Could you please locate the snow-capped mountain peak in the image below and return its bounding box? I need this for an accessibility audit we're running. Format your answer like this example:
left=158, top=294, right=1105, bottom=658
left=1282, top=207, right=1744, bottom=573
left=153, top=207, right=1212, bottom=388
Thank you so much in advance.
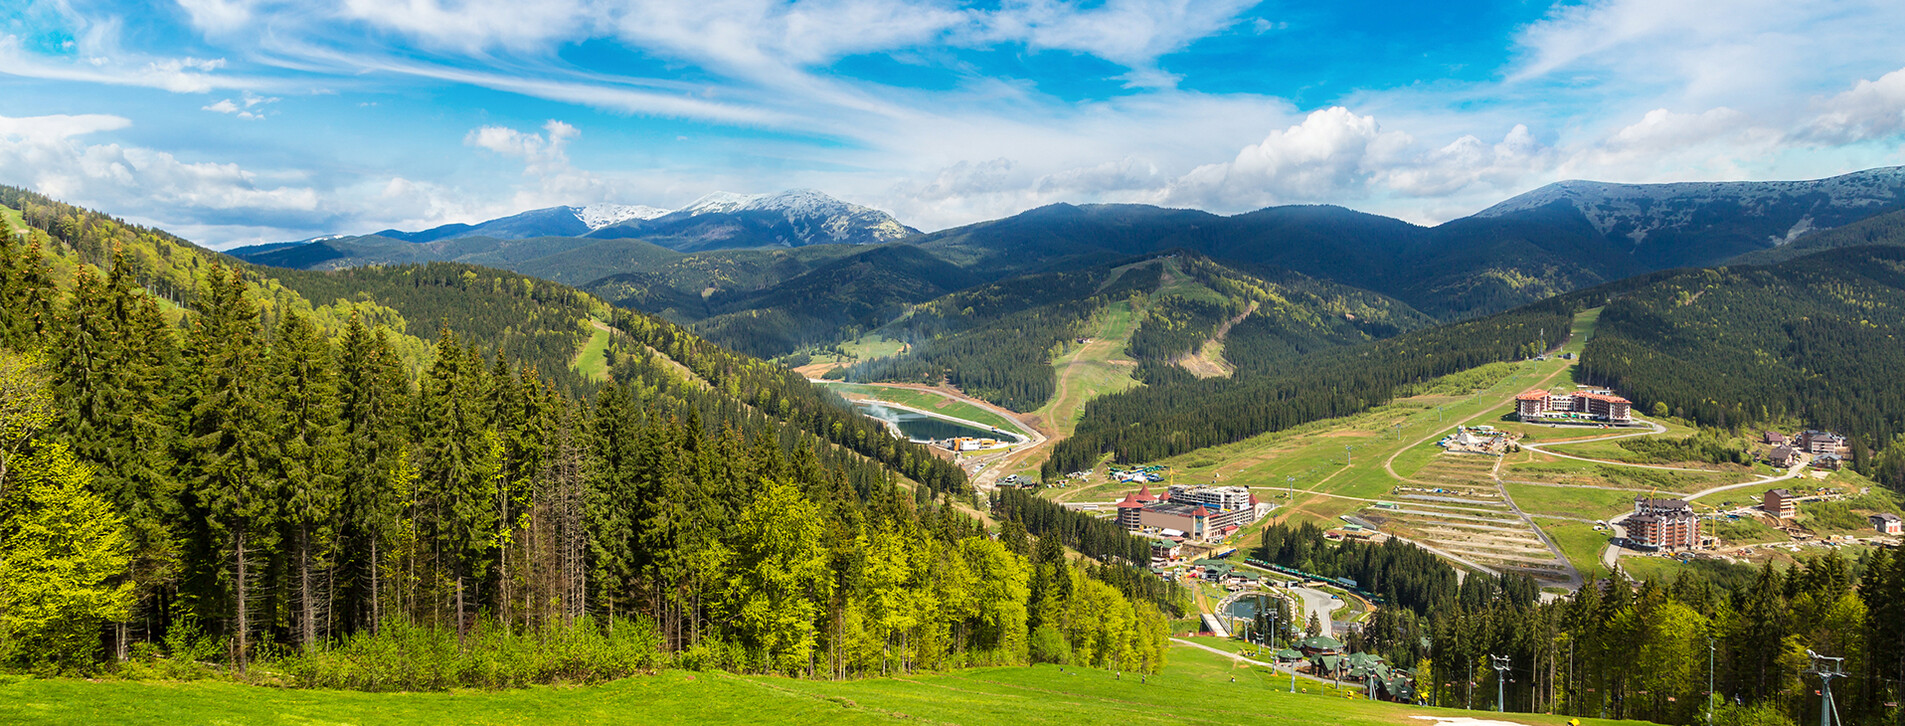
left=574, top=203, right=671, bottom=230
left=680, top=191, right=764, bottom=216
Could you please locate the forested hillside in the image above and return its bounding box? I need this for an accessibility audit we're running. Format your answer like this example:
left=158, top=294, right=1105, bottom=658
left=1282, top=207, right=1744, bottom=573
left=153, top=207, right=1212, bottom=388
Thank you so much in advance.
left=1044, top=299, right=1571, bottom=476
left=844, top=255, right=1428, bottom=412
left=0, top=191, right=1174, bottom=684
left=1728, top=208, right=1905, bottom=265
left=1294, top=512, right=1905, bottom=726
left=1577, top=245, right=1905, bottom=488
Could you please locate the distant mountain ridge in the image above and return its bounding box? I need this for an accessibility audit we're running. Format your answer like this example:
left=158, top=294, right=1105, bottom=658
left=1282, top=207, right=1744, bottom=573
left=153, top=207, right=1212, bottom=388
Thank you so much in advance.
left=584, top=189, right=919, bottom=251
left=242, top=188, right=916, bottom=255
left=1475, top=166, right=1905, bottom=267
left=231, top=166, right=1905, bottom=344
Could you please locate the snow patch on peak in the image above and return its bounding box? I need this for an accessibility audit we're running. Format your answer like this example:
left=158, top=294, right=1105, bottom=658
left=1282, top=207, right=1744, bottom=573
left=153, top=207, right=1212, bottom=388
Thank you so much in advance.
left=681, top=191, right=763, bottom=215
left=574, top=204, right=670, bottom=230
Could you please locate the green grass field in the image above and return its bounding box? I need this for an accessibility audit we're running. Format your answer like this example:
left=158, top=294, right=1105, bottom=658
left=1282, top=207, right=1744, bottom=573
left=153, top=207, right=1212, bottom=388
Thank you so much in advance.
left=815, top=382, right=1030, bottom=438
left=1503, top=483, right=1639, bottom=520
left=1031, top=300, right=1144, bottom=438
left=0, top=646, right=1656, bottom=726
left=571, top=323, right=612, bottom=382
left=1, top=206, right=26, bottom=235
left=1537, top=519, right=1613, bottom=582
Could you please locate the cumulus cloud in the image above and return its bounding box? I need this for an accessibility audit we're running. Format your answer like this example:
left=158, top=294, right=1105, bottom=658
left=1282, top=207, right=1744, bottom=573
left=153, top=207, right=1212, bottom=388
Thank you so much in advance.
left=1159, top=107, right=1401, bottom=209
left=1799, top=66, right=1905, bottom=144
left=0, top=113, right=323, bottom=235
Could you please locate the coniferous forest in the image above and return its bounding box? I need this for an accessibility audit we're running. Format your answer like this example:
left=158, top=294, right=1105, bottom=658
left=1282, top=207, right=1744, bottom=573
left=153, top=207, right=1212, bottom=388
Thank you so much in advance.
left=1578, top=246, right=1905, bottom=488
left=0, top=197, right=1172, bottom=687
left=1264, top=521, right=1905, bottom=726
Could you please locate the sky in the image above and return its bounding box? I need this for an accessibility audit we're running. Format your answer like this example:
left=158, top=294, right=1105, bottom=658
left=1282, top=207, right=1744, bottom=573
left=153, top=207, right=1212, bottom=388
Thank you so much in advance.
left=3, top=1, right=1905, bottom=249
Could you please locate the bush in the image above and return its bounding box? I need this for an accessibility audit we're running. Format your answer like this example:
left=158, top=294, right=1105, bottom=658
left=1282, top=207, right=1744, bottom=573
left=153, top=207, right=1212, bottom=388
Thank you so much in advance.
left=274, top=615, right=661, bottom=691
left=1713, top=701, right=1797, bottom=726
left=1029, top=625, right=1071, bottom=665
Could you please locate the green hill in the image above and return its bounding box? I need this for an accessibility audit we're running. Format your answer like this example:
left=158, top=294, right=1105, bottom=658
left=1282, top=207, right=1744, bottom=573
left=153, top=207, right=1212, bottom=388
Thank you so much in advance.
left=0, top=644, right=1655, bottom=726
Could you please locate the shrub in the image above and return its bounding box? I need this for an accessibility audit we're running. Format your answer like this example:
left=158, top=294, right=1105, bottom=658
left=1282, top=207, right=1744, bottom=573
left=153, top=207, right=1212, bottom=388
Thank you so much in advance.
left=1029, top=625, right=1070, bottom=665
left=274, top=615, right=661, bottom=691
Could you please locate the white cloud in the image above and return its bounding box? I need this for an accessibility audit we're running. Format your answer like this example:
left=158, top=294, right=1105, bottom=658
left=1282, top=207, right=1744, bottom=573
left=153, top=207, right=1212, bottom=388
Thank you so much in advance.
left=0, top=114, right=322, bottom=237
left=1800, top=66, right=1905, bottom=144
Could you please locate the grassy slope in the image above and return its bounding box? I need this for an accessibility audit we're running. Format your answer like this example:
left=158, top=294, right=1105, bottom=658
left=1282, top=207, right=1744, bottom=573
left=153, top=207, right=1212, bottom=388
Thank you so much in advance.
left=0, top=647, right=1655, bottom=726
left=1030, top=300, right=1144, bottom=438
left=572, top=322, right=613, bottom=382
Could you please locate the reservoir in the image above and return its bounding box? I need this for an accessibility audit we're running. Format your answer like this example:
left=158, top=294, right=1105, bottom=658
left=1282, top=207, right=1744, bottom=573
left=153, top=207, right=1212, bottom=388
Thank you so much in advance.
left=853, top=402, right=1019, bottom=443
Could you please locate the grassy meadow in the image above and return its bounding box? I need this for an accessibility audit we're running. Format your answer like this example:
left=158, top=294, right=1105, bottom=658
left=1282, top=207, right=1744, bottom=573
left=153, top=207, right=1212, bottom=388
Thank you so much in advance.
left=0, top=645, right=1658, bottom=726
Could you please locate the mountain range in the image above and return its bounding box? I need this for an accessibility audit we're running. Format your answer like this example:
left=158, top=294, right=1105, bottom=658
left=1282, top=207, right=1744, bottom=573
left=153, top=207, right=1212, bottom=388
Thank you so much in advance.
left=228, top=166, right=1905, bottom=372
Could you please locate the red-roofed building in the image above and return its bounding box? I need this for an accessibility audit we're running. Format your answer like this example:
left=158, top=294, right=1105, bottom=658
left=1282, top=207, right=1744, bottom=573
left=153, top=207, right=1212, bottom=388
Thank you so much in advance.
left=1114, top=494, right=1145, bottom=529
left=1134, top=485, right=1158, bottom=503
left=1516, top=388, right=1633, bottom=424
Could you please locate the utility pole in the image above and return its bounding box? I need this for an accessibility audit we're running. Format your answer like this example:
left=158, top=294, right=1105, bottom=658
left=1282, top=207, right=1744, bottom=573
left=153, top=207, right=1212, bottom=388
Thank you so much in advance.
left=1491, top=655, right=1512, bottom=713
left=1346, top=445, right=1353, bottom=466
left=1805, top=650, right=1847, bottom=726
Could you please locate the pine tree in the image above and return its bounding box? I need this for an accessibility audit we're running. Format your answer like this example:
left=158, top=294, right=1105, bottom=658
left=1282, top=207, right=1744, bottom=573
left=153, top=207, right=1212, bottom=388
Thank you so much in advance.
left=334, top=315, right=408, bottom=633
left=264, top=310, right=343, bottom=649
left=415, top=331, right=499, bottom=639
left=181, top=264, right=276, bottom=673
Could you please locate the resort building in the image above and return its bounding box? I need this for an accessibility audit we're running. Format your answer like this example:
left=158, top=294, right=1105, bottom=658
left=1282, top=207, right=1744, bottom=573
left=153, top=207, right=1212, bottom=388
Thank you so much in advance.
left=1116, top=484, right=1264, bottom=542
left=1872, top=513, right=1902, bottom=535
left=1627, top=497, right=1701, bottom=550
left=1515, top=389, right=1634, bottom=424
left=1798, top=430, right=1848, bottom=455
left=1767, top=445, right=1801, bottom=468
left=1763, top=489, right=1797, bottom=520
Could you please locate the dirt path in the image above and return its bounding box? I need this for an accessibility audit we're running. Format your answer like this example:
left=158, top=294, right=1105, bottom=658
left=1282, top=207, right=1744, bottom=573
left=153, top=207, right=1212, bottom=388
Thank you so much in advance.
left=1175, top=301, right=1256, bottom=379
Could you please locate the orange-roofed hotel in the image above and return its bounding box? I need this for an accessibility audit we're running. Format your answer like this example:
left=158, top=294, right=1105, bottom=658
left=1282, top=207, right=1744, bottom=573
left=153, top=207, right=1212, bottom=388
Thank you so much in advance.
left=1515, top=389, right=1634, bottom=424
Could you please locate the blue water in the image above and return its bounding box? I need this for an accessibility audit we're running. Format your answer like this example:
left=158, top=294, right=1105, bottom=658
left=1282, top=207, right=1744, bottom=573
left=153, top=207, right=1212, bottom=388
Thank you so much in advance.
left=854, top=402, right=1007, bottom=442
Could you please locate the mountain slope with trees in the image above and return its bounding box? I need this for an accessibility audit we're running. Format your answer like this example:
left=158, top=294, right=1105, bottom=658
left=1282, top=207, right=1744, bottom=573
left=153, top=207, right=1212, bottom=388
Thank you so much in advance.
left=0, top=187, right=1177, bottom=685
left=1576, top=244, right=1905, bottom=488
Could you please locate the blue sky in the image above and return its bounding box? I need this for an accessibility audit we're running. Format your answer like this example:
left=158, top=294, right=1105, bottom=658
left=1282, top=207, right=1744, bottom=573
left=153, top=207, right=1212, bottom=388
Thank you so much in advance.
left=3, top=0, right=1905, bottom=248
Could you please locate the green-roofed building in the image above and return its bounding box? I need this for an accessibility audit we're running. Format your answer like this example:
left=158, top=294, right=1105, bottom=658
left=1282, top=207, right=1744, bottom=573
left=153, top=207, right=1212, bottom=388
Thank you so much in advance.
left=1296, top=635, right=1345, bottom=653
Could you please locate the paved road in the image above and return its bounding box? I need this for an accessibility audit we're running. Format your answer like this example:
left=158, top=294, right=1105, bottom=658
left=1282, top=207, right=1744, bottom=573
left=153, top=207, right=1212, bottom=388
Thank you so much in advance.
left=1169, top=638, right=1339, bottom=687
left=1287, top=587, right=1341, bottom=638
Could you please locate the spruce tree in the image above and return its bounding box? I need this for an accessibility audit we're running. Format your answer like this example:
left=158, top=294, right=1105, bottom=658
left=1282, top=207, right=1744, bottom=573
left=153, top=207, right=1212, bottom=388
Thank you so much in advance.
left=181, top=265, right=276, bottom=673
left=264, top=310, right=343, bottom=649
left=335, top=315, right=408, bottom=633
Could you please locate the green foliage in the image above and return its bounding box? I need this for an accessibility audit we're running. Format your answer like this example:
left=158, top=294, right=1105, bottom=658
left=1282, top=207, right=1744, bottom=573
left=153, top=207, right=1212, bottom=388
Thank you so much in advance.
left=1028, top=625, right=1070, bottom=664
left=1711, top=701, right=1798, bottom=726
left=0, top=350, right=55, bottom=494
left=0, top=444, right=134, bottom=675
left=1047, top=300, right=1572, bottom=475
left=1801, top=500, right=1873, bottom=532
left=277, top=616, right=661, bottom=691
left=1616, top=429, right=1752, bottom=465
left=1579, top=247, right=1905, bottom=474
left=719, top=478, right=831, bottom=673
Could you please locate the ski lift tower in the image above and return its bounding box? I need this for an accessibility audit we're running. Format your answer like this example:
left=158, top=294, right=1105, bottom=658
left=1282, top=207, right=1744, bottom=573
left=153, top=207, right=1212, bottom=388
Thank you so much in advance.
left=1804, top=650, right=1847, bottom=726
left=1490, top=655, right=1512, bottom=713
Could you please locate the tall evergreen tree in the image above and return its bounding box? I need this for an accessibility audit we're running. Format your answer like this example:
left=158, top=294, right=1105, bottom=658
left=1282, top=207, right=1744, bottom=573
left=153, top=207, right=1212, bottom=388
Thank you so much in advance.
left=264, top=310, right=343, bottom=649
left=181, top=265, right=276, bottom=673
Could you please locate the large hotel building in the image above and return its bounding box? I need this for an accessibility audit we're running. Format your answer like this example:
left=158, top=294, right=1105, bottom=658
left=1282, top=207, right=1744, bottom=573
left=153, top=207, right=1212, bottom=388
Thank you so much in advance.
left=1516, top=389, right=1634, bottom=424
